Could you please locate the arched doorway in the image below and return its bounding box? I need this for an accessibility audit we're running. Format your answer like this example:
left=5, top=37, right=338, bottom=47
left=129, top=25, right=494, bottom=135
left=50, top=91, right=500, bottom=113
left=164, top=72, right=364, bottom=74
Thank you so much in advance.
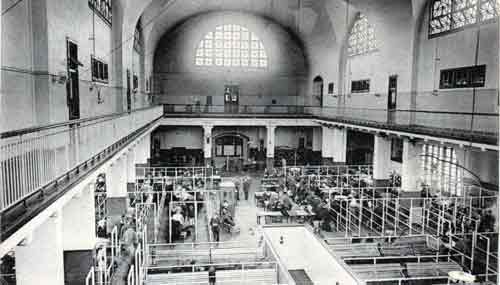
left=313, top=76, right=324, bottom=107
left=213, top=133, right=250, bottom=171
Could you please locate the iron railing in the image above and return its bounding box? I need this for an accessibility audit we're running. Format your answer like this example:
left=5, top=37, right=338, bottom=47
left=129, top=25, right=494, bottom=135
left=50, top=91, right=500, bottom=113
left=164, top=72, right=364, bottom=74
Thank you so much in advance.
left=0, top=106, right=163, bottom=212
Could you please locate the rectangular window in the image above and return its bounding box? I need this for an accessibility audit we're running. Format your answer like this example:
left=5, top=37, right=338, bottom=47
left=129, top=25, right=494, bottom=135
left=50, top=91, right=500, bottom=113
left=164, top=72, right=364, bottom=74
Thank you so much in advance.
left=133, top=74, right=139, bottom=90
left=328, top=82, right=334, bottom=94
left=439, top=65, right=486, bottom=89
left=91, top=57, right=109, bottom=83
left=88, top=0, right=112, bottom=25
left=351, top=79, right=370, bottom=93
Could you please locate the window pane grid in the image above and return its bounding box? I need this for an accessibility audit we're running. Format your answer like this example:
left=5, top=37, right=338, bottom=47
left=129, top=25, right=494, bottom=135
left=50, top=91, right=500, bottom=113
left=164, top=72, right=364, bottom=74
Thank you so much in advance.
left=430, top=0, right=499, bottom=36
left=195, top=24, right=268, bottom=69
left=421, top=144, right=462, bottom=196
left=348, top=14, right=377, bottom=57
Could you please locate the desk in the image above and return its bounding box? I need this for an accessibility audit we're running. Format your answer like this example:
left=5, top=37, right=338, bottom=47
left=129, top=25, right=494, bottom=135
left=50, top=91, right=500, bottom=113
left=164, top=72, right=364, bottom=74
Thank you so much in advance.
left=256, top=211, right=283, bottom=224
left=287, top=209, right=315, bottom=223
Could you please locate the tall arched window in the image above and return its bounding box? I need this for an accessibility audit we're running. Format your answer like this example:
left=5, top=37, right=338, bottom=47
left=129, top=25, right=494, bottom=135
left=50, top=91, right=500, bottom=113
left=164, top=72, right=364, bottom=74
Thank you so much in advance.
left=195, top=24, right=268, bottom=68
left=347, top=13, right=377, bottom=57
left=429, top=0, right=499, bottom=37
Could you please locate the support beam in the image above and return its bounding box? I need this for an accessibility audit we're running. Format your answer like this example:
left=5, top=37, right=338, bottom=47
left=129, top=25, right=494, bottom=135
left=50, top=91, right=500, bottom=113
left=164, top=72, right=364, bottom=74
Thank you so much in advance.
left=321, top=126, right=334, bottom=164
left=107, top=157, right=127, bottom=198
left=402, top=140, right=422, bottom=191
left=126, top=149, right=136, bottom=183
left=16, top=214, right=64, bottom=285
left=62, top=184, right=96, bottom=250
left=203, top=125, right=213, bottom=166
left=266, top=125, right=276, bottom=169
left=332, top=128, right=347, bottom=164
left=373, top=135, right=392, bottom=185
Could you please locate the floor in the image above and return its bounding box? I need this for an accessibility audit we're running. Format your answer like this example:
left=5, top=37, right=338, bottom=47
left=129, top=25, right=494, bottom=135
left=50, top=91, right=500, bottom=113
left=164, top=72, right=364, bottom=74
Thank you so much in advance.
left=111, top=172, right=263, bottom=284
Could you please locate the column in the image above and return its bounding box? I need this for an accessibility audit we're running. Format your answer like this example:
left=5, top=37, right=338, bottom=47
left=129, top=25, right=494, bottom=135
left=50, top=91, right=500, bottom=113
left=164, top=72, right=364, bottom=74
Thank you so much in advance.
left=321, top=126, right=334, bottom=164
left=135, top=137, right=147, bottom=165
left=144, top=134, right=151, bottom=164
left=332, top=128, right=347, bottom=164
left=402, top=139, right=422, bottom=191
left=16, top=213, right=64, bottom=285
left=60, top=184, right=96, bottom=284
left=126, top=149, right=136, bottom=183
left=312, top=127, right=322, bottom=153
left=106, top=156, right=128, bottom=234
left=203, top=125, right=213, bottom=166
left=62, top=184, right=96, bottom=250
left=107, top=156, right=127, bottom=198
left=266, top=125, right=276, bottom=169
left=373, top=134, right=392, bottom=186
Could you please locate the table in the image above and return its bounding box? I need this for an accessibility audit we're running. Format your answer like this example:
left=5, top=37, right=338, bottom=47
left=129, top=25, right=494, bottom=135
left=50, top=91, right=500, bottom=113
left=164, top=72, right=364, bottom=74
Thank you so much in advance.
left=287, top=209, right=315, bottom=223
left=256, top=211, right=283, bottom=224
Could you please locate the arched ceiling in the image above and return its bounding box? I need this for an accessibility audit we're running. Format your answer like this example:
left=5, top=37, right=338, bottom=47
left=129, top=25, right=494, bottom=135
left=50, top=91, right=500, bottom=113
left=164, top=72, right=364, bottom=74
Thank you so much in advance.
left=135, top=0, right=341, bottom=64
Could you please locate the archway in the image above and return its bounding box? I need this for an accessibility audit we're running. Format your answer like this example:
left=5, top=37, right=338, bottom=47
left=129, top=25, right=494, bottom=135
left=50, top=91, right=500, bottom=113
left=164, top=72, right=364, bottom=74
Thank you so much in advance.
left=313, top=76, right=324, bottom=107
left=212, top=132, right=250, bottom=171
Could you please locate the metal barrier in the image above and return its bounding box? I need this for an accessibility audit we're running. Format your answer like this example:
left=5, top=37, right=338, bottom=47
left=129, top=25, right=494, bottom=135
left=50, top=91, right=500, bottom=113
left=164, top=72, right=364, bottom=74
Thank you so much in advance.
left=136, top=166, right=214, bottom=179
left=0, top=106, right=163, bottom=212
left=279, top=164, right=373, bottom=177
left=85, top=266, right=95, bottom=285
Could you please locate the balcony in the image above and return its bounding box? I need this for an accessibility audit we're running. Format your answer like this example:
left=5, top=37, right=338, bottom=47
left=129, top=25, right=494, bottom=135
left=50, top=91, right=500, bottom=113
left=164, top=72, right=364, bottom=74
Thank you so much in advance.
left=0, top=106, right=163, bottom=241
left=163, top=104, right=498, bottom=145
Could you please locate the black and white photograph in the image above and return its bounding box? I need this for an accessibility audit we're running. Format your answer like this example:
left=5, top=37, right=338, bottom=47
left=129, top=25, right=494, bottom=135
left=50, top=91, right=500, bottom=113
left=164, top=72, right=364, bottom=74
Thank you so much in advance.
left=0, top=0, right=499, bottom=284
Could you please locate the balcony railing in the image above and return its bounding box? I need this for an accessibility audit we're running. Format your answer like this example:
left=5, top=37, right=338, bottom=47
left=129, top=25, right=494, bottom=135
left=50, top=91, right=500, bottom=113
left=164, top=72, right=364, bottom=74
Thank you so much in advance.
left=0, top=106, right=163, bottom=213
left=163, top=104, right=498, bottom=143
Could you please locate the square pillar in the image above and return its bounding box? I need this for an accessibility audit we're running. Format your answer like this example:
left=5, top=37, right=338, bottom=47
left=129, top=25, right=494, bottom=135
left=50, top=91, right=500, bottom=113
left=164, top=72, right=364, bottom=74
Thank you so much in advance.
left=402, top=140, right=422, bottom=191
left=203, top=125, right=213, bottom=166
left=107, top=157, right=127, bottom=198
left=321, top=126, right=334, bottom=163
left=62, top=184, right=96, bottom=250
left=266, top=125, right=276, bottom=169
left=373, top=135, right=392, bottom=184
left=16, top=213, right=65, bottom=285
left=312, top=127, right=322, bottom=152
left=332, top=128, right=347, bottom=164
left=126, top=149, right=136, bottom=183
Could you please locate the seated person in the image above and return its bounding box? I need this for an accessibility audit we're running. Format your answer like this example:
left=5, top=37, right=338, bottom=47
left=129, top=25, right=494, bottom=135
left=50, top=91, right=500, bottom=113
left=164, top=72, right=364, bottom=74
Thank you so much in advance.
left=221, top=208, right=235, bottom=226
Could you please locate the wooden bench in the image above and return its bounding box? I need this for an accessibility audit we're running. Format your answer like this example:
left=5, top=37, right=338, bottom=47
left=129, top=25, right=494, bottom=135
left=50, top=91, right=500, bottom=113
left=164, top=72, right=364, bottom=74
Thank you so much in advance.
left=406, top=261, right=462, bottom=278
left=349, top=263, right=404, bottom=280
left=145, top=268, right=277, bottom=284
left=329, top=243, right=381, bottom=258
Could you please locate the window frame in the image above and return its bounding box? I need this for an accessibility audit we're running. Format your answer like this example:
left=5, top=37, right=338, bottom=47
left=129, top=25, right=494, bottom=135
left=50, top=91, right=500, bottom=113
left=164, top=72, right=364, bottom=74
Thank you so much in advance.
left=351, top=79, right=371, bottom=94
left=194, top=24, right=268, bottom=69
left=91, top=56, right=109, bottom=84
left=439, top=65, right=486, bottom=89
left=428, top=0, right=498, bottom=38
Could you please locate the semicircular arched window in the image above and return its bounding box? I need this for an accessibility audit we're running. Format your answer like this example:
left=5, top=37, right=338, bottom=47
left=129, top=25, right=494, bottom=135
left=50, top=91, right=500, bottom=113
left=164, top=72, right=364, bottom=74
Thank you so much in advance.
left=195, top=24, right=268, bottom=69
left=347, top=13, right=377, bottom=57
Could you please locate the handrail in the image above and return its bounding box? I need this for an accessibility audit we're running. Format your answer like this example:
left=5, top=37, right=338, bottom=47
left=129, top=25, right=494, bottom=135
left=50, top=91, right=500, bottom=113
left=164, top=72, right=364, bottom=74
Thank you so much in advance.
left=162, top=103, right=498, bottom=117
left=0, top=106, right=158, bottom=138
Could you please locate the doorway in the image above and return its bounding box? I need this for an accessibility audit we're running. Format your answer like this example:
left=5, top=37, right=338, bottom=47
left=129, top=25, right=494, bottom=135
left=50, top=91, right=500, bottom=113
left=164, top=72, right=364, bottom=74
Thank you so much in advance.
left=387, top=75, right=398, bottom=123
left=313, top=76, right=324, bottom=107
left=126, top=69, right=132, bottom=112
left=66, top=39, right=80, bottom=120
left=224, top=85, right=239, bottom=113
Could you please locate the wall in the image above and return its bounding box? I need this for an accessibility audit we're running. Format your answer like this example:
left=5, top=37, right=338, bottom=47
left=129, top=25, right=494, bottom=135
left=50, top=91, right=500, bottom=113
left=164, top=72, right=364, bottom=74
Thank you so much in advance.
left=153, top=11, right=308, bottom=107
left=415, top=5, right=499, bottom=116
left=1, top=0, right=151, bottom=133
left=155, top=127, right=204, bottom=150
left=344, top=1, right=414, bottom=111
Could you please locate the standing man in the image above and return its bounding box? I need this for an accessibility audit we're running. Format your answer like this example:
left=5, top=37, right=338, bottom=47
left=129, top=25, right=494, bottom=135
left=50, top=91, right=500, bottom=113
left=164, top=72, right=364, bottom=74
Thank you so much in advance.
left=208, top=266, right=216, bottom=285
left=243, top=176, right=251, bottom=201
left=210, top=214, right=221, bottom=242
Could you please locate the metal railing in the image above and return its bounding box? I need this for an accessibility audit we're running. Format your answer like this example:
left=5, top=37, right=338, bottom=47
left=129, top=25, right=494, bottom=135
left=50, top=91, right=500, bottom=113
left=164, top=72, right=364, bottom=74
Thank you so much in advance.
left=162, top=102, right=498, bottom=139
left=0, top=106, right=163, bottom=212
